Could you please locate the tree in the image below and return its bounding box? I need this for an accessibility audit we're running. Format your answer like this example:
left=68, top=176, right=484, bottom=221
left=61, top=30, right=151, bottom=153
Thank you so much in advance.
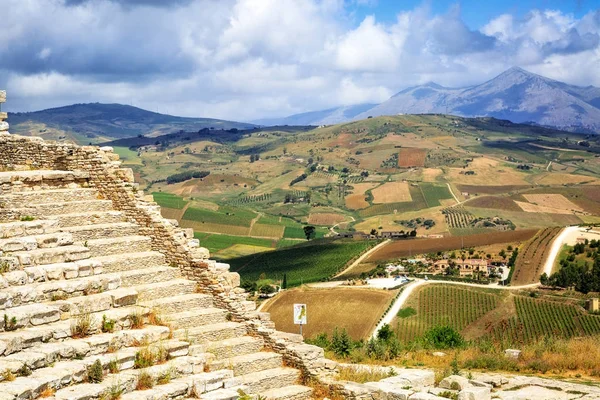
left=499, top=249, right=506, bottom=259
left=282, top=273, right=287, bottom=290
left=370, top=229, right=378, bottom=236
left=377, top=324, right=394, bottom=342
left=331, top=328, right=352, bottom=358
left=303, top=226, right=316, bottom=241
left=422, top=326, right=464, bottom=349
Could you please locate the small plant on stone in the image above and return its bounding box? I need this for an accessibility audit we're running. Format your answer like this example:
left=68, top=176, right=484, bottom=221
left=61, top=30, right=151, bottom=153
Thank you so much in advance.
left=102, top=315, right=116, bottom=333
left=84, top=240, right=89, bottom=247
left=437, top=391, right=458, bottom=400
left=136, top=370, right=154, bottom=390
left=3, top=314, right=17, bottom=331
left=20, top=216, right=35, bottom=221
left=134, top=347, right=155, bottom=369
left=156, top=368, right=175, bottom=385
left=17, top=364, right=32, bottom=377
left=2, top=369, right=15, bottom=382
left=148, top=309, right=166, bottom=326
left=39, top=387, right=55, bottom=398
left=87, top=359, right=104, bottom=383
left=71, top=311, right=96, bottom=338
left=107, top=359, right=119, bottom=374
left=101, top=383, right=123, bottom=400
left=128, top=310, right=145, bottom=329
left=0, top=260, right=11, bottom=274
left=450, top=354, right=460, bottom=375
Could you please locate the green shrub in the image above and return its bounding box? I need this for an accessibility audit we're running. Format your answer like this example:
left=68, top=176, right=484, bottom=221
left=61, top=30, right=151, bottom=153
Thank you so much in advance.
left=87, top=359, right=103, bottom=383
left=422, top=326, right=464, bottom=349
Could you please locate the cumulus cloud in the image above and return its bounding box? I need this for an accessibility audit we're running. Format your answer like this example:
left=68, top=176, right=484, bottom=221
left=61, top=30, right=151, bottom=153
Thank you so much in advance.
left=0, top=0, right=599, bottom=120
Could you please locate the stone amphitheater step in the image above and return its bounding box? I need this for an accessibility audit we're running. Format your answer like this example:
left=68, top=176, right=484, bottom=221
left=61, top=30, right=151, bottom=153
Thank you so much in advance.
left=20, top=259, right=103, bottom=285
left=0, top=305, right=152, bottom=353
left=228, top=367, right=300, bottom=393
left=52, top=211, right=126, bottom=228
left=0, top=325, right=170, bottom=375
left=10, top=245, right=90, bottom=267
left=0, top=342, right=204, bottom=400
left=140, top=293, right=213, bottom=314
left=61, top=222, right=140, bottom=241
left=120, top=266, right=181, bottom=287
left=259, top=384, right=313, bottom=400
left=86, top=236, right=152, bottom=257
left=2, top=188, right=100, bottom=205
left=0, top=232, right=74, bottom=252
left=211, top=352, right=282, bottom=376
left=0, top=170, right=88, bottom=186
left=0, top=220, right=59, bottom=240
left=166, top=308, right=229, bottom=329
left=189, top=337, right=263, bottom=360
left=174, top=322, right=248, bottom=344
left=94, top=252, right=166, bottom=273
left=14, top=200, right=113, bottom=218
left=132, top=279, right=197, bottom=302
left=1, top=272, right=123, bottom=308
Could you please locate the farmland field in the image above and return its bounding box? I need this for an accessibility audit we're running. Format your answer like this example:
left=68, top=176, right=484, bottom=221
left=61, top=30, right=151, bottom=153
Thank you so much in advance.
left=345, top=182, right=378, bottom=210
left=359, top=185, right=427, bottom=217
left=249, top=223, right=284, bottom=238
left=180, top=220, right=250, bottom=236
left=182, top=206, right=256, bottom=226
left=457, top=185, right=531, bottom=195
left=398, top=148, right=426, bottom=168
left=393, top=284, right=600, bottom=344
left=368, top=229, right=538, bottom=261
left=442, top=206, right=475, bottom=229
left=393, top=285, right=502, bottom=342
left=511, top=227, right=562, bottom=285
left=229, top=239, right=376, bottom=287
left=466, top=196, right=522, bottom=211
left=523, top=194, right=583, bottom=213
left=152, top=192, right=188, bottom=209
left=262, top=287, right=396, bottom=340
left=307, top=213, right=346, bottom=226
left=194, top=233, right=275, bottom=253
left=371, top=182, right=412, bottom=204
left=419, top=183, right=453, bottom=207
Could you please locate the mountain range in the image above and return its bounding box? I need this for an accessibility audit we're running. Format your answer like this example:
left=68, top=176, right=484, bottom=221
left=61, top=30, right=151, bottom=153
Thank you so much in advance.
left=258, top=67, right=600, bottom=133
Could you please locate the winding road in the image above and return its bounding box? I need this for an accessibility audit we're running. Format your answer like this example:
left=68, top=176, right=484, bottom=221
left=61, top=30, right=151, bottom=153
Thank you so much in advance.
left=371, top=225, right=582, bottom=338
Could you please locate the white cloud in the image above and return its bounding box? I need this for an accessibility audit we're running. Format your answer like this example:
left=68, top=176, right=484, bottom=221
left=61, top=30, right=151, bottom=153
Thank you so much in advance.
left=0, top=0, right=598, bottom=120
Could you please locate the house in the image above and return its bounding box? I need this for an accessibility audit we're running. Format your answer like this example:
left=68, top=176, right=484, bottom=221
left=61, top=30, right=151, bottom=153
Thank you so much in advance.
left=433, top=259, right=489, bottom=277
left=587, top=298, right=600, bottom=313
left=381, top=231, right=407, bottom=239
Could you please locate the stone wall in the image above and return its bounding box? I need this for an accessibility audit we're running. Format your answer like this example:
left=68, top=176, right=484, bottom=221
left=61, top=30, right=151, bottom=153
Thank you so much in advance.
left=0, top=127, right=334, bottom=382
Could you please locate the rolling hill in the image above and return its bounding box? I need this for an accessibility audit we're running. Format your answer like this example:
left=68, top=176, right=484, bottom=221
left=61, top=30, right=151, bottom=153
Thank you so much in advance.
left=251, top=103, right=377, bottom=126
left=7, top=103, right=256, bottom=142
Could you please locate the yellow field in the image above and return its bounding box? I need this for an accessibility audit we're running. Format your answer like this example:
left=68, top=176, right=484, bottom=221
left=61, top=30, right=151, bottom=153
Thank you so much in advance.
left=371, top=182, right=412, bottom=204
left=533, top=173, right=599, bottom=185
left=307, top=213, right=346, bottom=226
left=447, top=157, right=531, bottom=185
left=179, top=220, right=250, bottom=236
left=249, top=223, right=285, bottom=238
left=215, top=244, right=273, bottom=259
left=522, top=194, right=583, bottom=213
left=189, top=199, right=219, bottom=211
left=354, top=206, right=448, bottom=236
left=345, top=183, right=378, bottom=209
left=262, top=287, right=396, bottom=340
left=422, top=168, right=443, bottom=182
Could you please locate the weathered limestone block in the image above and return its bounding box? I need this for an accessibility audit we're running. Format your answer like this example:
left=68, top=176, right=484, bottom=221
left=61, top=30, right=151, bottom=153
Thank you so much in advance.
left=458, top=386, right=491, bottom=400
left=191, top=370, right=234, bottom=395
left=505, top=349, right=521, bottom=359
left=439, top=375, right=470, bottom=390
left=0, top=121, right=8, bottom=132
left=381, top=369, right=435, bottom=389
left=365, top=382, right=412, bottom=399
left=408, top=393, right=446, bottom=400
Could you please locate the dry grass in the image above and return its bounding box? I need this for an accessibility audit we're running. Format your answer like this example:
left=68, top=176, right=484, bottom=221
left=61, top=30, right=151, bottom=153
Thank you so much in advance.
left=39, top=388, right=55, bottom=398
left=336, top=365, right=395, bottom=383
left=398, top=148, right=426, bottom=168
left=371, top=182, right=412, bottom=204
left=308, top=213, right=347, bottom=226
left=262, top=287, right=396, bottom=340
left=136, top=370, right=154, bottom=390
left=345, top=183, right=378, bottom=210
left=71, top=311, right=96, bottom=338
left=522, top=194, right=583, bottom=213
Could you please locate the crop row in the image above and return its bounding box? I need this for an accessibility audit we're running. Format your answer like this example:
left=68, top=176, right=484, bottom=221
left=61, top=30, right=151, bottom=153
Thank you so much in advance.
left=442, top=206, right=475, bottom=228
left=511, top=227, right=561, bottom=285
left=395, top=285, right=499, bottom=342
left=229, top=193, right=272, bottom=205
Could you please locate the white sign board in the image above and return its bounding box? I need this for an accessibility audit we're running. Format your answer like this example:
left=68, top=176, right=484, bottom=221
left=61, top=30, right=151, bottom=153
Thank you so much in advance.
left=293, top=304, right=307, bottom=325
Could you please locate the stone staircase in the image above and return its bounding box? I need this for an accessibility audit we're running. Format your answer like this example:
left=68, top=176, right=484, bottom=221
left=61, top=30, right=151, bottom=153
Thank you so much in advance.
left=0, top=171, right=313, bottom=400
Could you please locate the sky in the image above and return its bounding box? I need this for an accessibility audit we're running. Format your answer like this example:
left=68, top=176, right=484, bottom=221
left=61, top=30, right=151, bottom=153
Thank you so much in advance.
left=1, top=0, right=599, bottom=122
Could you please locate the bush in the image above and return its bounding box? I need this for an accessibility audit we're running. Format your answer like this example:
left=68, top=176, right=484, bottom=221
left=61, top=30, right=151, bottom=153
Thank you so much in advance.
left=331, top=328, right=352, bottom=358
left=422, top=326, right=464, bottom=349
left=87, top=359, right=104, bottom=383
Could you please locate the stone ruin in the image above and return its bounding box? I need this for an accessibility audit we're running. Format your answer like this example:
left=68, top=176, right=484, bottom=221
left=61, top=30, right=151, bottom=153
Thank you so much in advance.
left=1, top=90, right=600, bottom=399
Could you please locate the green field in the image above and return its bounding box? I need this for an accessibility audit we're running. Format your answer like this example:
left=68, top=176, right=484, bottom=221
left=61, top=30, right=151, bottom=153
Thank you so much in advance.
left=358, top=185, right=428, bottom=217
left=229, top=240, right=376, bottom=286
left=152, top=192, right=188, bottom=209
left=183, top=206, right=256, bottom=226
left=394, top=285, right=501, bottom=342
left=419, top=183, right=453, bottom=207
left=194, top=233, right=275, bottom=253
left=113, top=146, right=142, bottom=164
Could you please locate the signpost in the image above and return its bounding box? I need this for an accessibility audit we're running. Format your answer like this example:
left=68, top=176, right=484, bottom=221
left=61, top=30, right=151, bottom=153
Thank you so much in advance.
left=293, top=304, right=307, bottom=336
